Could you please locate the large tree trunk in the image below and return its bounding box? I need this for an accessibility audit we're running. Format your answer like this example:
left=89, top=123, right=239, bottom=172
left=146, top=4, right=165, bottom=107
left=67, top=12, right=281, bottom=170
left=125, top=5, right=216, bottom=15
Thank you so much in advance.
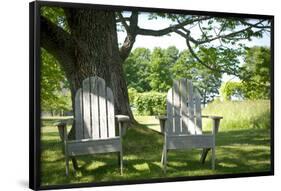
left=41, top=8, right=136, bottom=139
left=66, top=9, right=133, bottom=117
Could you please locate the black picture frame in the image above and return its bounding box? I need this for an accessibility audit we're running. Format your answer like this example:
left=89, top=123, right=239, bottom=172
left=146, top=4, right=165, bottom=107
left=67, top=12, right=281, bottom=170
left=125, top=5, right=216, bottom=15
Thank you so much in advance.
left=29, top=1, right=274, bottom=190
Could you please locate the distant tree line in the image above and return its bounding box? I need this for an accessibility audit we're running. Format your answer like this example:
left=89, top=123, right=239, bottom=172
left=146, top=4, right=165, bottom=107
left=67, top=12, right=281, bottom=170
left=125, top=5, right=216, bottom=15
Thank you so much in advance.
left=41, top=46, right=270, bottom=116
left=124, top=46, right=223, bottom=105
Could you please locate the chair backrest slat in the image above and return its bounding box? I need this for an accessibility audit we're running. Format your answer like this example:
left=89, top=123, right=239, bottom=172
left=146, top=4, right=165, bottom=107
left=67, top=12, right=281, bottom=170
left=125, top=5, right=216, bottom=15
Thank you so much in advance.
left=187, top=80, right=195, bottom=134
left=75, top=89, right=84, bottom=139
left=74, top=76, right=116, bottom=140
left=180, top=78, right=188, bottom=134
left=89, top=78, right=100, bottom=139
left=106, top=87, right=115, bottom=137
left=82, top=78, right=92, bottom=139
left=195, top=91, right=202, bottom=134
left=97, top=78, right=107, bottom=139
left=166, top=89, right=173, bottom=134
left=166, top=78, right=202, bottom=135
left=173, top=80, right=181, bottom=134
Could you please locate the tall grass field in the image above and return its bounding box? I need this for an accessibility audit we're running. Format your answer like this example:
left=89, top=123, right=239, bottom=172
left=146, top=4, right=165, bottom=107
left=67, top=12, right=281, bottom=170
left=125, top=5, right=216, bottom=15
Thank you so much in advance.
left=202, top=100, right=270, bottom=131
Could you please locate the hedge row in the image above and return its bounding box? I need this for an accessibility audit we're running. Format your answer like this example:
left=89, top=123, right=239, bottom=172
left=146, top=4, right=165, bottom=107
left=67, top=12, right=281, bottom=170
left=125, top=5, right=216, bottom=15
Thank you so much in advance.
left=128, top=88, right=166, bottom=115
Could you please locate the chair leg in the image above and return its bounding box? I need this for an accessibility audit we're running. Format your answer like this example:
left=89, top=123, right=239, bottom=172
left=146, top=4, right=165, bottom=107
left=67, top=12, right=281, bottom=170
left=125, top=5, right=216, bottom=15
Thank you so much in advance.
left=161, top=146, right=165, bottom=165
left=71, top=157, right=79, bottom=171
left=200, top=148, right=210, bottom=163
left=65, top=155, right=69, bottom=176
left=120, top=151, right=123, bottom=175
left=163, top=148, right=167, bottom=174
left=117, top=152, right=121, bottom=166
left=212, top=147, right=215, bottom=170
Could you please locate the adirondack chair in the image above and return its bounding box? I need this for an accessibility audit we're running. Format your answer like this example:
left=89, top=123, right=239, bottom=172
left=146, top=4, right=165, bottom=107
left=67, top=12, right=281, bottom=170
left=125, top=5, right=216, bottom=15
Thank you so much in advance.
left=57, top=76, right=130, bottom=176
left=158, top=79, right=222, bottom=173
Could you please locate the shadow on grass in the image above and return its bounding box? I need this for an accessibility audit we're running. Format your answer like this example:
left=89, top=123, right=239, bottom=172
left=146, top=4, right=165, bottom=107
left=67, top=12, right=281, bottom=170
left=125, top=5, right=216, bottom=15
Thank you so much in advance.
left=40, top=122, right=271, bottom=186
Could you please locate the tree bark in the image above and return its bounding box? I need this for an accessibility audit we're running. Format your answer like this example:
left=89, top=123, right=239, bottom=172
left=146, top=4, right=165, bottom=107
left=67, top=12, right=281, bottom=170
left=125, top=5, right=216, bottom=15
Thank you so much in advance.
left=41, top=8, right=136, bottom=136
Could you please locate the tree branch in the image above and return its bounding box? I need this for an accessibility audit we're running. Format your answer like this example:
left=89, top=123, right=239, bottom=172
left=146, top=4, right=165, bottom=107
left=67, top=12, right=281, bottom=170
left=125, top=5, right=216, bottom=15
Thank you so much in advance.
left=173, top=20, right=270, bottom=78
left=198, top=21, right=209, bottom=41
left=174, top=29, right=199, bottom=45
left=194, top=19, right=267, bottom=45
left=240, top=19, right=271, bottom=29
left=116, top=17, right=131, bottom=23
left=117, top=13, right=269, bottom=76
left=184, top=37, right=240, bottom=76
left=62, top=7, right=73, bottom=30
left=119, top=12, right=139, bottom=61
left=185, top=38, right=221, bottom=72
left=138, top=17, right=269, bottom=47
left=136, top=16, right=211, bottom=36
left=116, top=12, right=130, bottom=32
left=40, top=16, right=76, bottom=74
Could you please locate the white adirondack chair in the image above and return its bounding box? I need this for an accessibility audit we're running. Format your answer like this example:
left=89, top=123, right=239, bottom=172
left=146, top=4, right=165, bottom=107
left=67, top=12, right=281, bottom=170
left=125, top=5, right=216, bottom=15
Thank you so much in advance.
left=158, top=79, right=222, bottom=173
left=57, top=76, right=130, bottom=176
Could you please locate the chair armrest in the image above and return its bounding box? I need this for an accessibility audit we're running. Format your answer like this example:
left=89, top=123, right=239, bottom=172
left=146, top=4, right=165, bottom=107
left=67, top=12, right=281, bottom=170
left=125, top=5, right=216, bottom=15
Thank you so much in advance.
left=156, top=115, right=168, bottom=121
left=55, top=118, right=74, bottom=141
left=57, top=121, right=70, bottom=156
left=202, top=115, right=223, bottom=134
left=156, top=115, right=167, bottom=134
left=115, top=115, right=130, bottom=137
left=53, top=117, right=73, bottom=126
left=57, top=122, right=68, bottom=142
left=115, top=115, right=130, bottom=123
left=202, top=115, right=223, bottom=120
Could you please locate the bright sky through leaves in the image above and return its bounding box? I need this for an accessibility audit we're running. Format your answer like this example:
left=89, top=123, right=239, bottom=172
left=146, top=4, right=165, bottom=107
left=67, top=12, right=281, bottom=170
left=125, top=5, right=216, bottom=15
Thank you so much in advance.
left=117, top=12, right=270, bottom=83
left=118, top=12, right=270, bottom=51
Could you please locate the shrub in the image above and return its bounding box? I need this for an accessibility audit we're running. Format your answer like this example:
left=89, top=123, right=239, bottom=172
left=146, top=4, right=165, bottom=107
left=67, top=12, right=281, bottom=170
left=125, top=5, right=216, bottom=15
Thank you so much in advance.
left=219, top=82, right=244, bottom=101
left=129, top=90, right=166, bottom=115
left=128, top=87, right=138, bottom=104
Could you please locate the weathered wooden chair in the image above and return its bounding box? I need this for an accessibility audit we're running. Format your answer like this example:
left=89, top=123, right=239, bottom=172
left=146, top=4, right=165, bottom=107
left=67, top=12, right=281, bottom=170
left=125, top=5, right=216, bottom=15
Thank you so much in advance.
left=158, top=79, right=222, bottom=173
left=57, top=76, right=130, bottom=176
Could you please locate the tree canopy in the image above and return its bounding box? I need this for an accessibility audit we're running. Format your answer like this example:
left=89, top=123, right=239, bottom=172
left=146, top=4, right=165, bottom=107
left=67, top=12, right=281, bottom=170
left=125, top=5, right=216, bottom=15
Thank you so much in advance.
left=41, top=48, right=71, bottom=114
left=123, top=48, right=151, bottom=92
left=118, top=12, right=270, bottom=77
left=219, top=46, right=271, bottom=101
left=241, top=46, right=271, bottom=99
left=40, top=5, right=271, bottom=118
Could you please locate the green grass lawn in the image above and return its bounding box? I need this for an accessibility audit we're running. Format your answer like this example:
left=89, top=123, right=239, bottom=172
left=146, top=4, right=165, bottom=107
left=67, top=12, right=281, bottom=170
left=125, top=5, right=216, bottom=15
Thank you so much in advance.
left=40, top=100, right=271, bottom=186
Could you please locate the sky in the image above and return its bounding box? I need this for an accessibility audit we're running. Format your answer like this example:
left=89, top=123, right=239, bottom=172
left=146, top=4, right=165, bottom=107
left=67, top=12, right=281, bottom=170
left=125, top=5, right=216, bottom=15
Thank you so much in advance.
left=117, top=12, right=271, bottom=82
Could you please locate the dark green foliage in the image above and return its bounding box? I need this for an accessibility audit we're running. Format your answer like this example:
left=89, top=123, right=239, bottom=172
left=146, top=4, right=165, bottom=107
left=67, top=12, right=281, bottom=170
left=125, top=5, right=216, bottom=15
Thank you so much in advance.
left=130, top=91, right=166, bottom=115
left=241, top=46, right=270, bottom=99
left=41, top=48, right=71, bottom=114
left=125, top=46, right=225, bottom=113
left=220, top=47, right=271, bottom=101
left=40, top=6, right=72, bottom=114
left=41, top=6, right=69, bottom=32
left=125, top=47, right=223, bottom=105
left=124, top=46, right=179, bottom=93
left=172, top=49, right=222, bottom=104
left=124, top=48, right=152, bottom=92
left=219, top=82, right=244, bottom=101
left=147, top=47, right=176, bottom=92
